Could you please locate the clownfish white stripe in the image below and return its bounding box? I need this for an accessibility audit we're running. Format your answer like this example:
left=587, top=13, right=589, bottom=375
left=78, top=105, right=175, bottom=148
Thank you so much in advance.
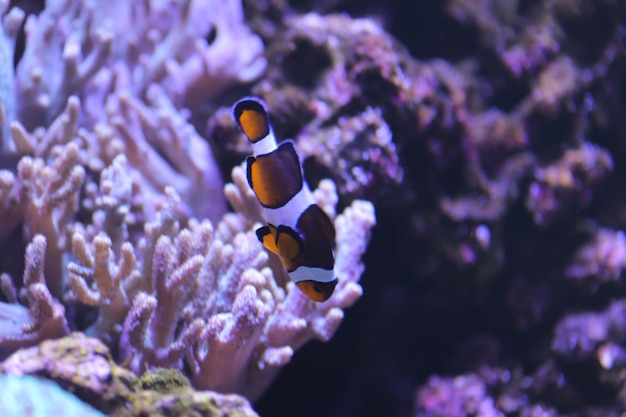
left=232, top=96, right=337, bottom=302
left=251, top=135, right=278, bottom=157
left=261, top=180, right=313, bottom=232
left=288, top=265, right=336, bottom=284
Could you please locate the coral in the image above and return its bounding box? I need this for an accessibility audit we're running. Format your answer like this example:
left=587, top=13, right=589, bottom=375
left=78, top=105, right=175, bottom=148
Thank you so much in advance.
left=0, top=0, right=272, bottom=345
left=0, top=116, right=88, bottom=293
left=67, top=232, right=140, bottom=343
left=15, top=0, right=265, bottom=127
left=447, top=0, right=562, bottom=78
left=0, top=235, right=69, bottom=351
left=299, top=106, right=403, bottom=203
left=566, top=226, right=626, bottom=285
left=0, top=1, right=24, bottom=153
left=112, top=176, right=374, bottom=400
left=397, top=2, right=626, bottom=414
left=0, top=159, right=374, bottom=402
left=551, top=300, right=626, bottom=362
left=18, top=143, right=85, bottom=296
left=0, top=0, right=268, bottom=224
left=525, top=142, right=613, bottom=226
left=79, top=154, right=136, bottom=251
left=550, top=298, right=626, bottom=404
left=118, top=388, right=260, bottom=417
left=215, top=1, right=626, bottom=416
left=415, top=373, right=505, bottom=417
left=209, top=13, right=407, bottom=207
left=0, top=332, right=125, bottom=401
left=0, top=1, right=380, bottom=415
left=414, top=360, right=626, bottom=417
left=0, top=332, right=259, bottom=417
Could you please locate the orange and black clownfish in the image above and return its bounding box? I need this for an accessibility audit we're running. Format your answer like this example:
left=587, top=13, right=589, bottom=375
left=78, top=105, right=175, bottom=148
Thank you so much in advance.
left=232, top=97, right=338, bottom=302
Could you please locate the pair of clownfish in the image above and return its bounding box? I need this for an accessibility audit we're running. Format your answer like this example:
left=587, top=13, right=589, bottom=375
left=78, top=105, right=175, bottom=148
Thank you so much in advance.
left=232, top=97, right=337, bottom=302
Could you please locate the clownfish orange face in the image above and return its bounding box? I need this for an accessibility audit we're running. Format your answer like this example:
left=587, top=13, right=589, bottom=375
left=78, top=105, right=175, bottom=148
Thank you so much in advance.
left=233, top=97, right=337, bottom=302
left=233, top=99, right=269, bottom=143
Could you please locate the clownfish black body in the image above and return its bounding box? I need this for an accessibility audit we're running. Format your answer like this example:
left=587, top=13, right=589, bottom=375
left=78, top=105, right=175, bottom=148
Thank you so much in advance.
left=232, top=97, right=337, bottom=302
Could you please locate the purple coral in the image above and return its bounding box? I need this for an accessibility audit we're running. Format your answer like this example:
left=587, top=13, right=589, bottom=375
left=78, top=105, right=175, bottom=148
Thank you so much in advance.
left=7, top=0, right=625, bottom=415
left=416, top=373, right=505, bottom=417
left=0, top=0, right=378, bottom=414
left=0, top=235, right=69, bottom=350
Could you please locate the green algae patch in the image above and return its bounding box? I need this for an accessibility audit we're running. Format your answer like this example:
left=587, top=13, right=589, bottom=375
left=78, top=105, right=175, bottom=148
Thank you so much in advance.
left=115, top=390, right=259, bottom=417
left=136, top=368, right=191, bottom=393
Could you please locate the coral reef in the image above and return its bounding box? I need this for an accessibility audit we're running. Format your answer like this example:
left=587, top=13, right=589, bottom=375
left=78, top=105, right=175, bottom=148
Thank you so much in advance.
left=208, top=12, right=407, bottom=207
left=2, top=0, right=623, bottom=415
left=0, top=332, right=259, bottom=417
left=416, top=372, right=506, bottom=417
left=225, top=0, right=626, bottom=416
left=0, top=0, right=377, bottom=415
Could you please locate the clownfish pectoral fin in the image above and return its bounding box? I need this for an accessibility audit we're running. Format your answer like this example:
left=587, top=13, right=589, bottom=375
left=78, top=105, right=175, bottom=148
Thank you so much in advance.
left=256, top=224, right=279, bottom=255
left=275, top=225, right=304, bottom=271
left=257, top=224, right=303, bottom=272
left=233, top=98, right=270, bottom=143
left=296, top=279, right=338, bottom=302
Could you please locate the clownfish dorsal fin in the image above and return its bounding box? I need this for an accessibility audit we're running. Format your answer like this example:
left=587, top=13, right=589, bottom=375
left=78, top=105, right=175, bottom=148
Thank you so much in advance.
left=233, top=98, right=270, bottom=143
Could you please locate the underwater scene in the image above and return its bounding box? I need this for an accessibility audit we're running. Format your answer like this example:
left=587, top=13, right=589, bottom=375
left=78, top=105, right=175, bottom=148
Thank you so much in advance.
left=0, top=0, right=624, bottom=416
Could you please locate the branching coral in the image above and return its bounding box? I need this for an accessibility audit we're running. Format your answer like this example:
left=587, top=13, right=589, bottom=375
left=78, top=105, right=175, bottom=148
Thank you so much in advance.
left=16, top=0, right=112, bottom=129
left=0, top=0, right=269, bottom=309
left=0, top=0, right=24, bottom=152
left=16, top=0, right=265, bottom=127
left=68, top=233, right=140, bottom=343
left=2, top=0, right=267, bottom=222
left=0, top=235, right=69, bottom=350
left=80, top=154, right=135, bottom=252
left=0, top=158, right=374, bottom=400
left=0, top=139, right=85, bottom=298
left=110, top=176, right=375, bottom=399
left=18, top=143, right=85, bottom=297
left=0, top=1, right=378, bottom=412
left=108, top=84, right=226, bottom=219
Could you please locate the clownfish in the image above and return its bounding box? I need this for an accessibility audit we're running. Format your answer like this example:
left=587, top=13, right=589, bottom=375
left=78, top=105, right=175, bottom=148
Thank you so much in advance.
left=232, top=97, right=337, bottom=302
